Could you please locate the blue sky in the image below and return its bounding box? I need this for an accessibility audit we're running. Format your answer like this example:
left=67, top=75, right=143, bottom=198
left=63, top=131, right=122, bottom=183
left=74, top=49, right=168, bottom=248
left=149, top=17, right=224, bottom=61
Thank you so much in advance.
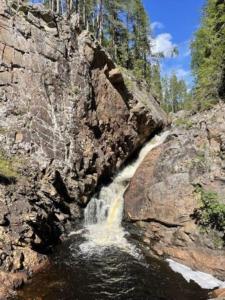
left=143, top=0, right=205, bottom=87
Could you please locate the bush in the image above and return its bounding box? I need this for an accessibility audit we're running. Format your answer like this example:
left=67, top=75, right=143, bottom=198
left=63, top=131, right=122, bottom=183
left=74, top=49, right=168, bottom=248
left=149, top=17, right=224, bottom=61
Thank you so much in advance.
left=194, top=186, right=225, bottom=232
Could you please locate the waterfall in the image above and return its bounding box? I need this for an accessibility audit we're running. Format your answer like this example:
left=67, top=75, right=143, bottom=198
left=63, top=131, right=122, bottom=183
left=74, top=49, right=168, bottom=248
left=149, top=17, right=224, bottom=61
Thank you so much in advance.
left=79, top=131, right=169, bottom=255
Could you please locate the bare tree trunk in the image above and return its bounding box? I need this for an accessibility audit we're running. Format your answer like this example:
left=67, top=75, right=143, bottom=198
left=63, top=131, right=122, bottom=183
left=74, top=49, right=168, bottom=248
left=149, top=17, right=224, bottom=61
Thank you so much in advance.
left=83, top=0, right=86, bottom=28
left=57, top=0, right=60, bottom=14
left=52, top=0, right=55, bottom=12
left=75, top=0, right=79, bottom=14
left=61, top=0, right=64, bottom=14
left=96, top=0, right=103, bottom=43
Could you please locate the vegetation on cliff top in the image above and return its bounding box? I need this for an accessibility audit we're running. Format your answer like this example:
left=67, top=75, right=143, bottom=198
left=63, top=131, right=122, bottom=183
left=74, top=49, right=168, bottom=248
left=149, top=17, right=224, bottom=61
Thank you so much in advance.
left=20, top=0, right=223, bottom=113
left=191, top=0, right=225, bottom=110
left=40, top=0, right=154, bottom=86
left=26, top=0, right=182, bottom=104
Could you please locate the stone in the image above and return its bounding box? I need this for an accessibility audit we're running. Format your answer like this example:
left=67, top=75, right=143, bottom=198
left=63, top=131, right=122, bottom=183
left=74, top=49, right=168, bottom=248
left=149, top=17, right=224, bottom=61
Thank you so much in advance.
left=0, top=72, right=11, bottom=86
left=0, top=2, right=167, bottom=297
left=125, top=103, right=225, bottom=279
left=108, top=68, right=123, bottom=83
left=2, top=46, right=14, bottom=66
left=213, top=288, right=225, bottom=298
left=15, top=132, right=23, bottom=143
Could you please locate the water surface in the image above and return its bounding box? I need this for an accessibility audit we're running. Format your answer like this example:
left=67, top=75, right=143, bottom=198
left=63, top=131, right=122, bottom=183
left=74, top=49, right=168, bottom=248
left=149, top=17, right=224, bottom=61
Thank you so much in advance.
left=15, top=234, right=209, bottom=300
left=14, top=132, right=209, bottom=300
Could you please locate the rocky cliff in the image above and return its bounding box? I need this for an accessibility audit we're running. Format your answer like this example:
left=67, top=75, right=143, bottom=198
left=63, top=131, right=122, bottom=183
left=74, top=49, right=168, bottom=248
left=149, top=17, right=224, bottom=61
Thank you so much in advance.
left=0, top=2, right=167, bottom=297
left=125, top=103, right=225, bottom=280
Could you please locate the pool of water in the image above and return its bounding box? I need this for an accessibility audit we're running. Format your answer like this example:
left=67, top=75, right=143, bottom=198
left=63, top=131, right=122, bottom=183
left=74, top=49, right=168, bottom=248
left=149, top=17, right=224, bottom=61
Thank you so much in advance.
left=14, top=233, right=209, bottom=300
left=12, top=132, right=210, bottom=300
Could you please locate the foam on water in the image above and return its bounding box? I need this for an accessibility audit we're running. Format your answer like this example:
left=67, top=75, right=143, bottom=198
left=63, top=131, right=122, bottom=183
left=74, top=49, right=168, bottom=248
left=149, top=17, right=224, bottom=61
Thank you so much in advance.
left=79, top=131, right=170, bottom=256
left=167, top=259, right=225, bottom=289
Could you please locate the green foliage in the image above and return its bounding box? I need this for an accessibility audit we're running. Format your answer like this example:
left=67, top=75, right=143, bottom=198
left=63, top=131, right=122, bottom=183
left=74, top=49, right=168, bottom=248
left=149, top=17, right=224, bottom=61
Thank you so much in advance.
left=151, top=63, right=163, bottom=101
left=161, top=74, right=190, bottom=113
left=194, top=186, right=225, bottom=232
left=39, top=0, right=152, bottom=84
left=28, top=1, right=153, bottom=88
left=191, top=0, right=225, bottom=109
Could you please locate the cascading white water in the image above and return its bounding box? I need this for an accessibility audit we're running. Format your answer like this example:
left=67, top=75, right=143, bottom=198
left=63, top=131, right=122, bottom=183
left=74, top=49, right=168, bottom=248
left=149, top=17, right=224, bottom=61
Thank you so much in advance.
left=79, top=131, right=170, bottom=255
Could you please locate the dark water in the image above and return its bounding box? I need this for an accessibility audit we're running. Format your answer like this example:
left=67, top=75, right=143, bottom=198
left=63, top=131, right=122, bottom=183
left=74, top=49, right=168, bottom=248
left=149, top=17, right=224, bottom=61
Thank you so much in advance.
left=13, top=233, right=209, bottom=300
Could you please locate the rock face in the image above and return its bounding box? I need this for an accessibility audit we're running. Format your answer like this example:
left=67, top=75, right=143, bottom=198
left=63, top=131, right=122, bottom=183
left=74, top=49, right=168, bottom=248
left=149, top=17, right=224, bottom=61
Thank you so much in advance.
left=125, top=103, right=225, bottom=279
left=0, top=2, right=167, bottom=296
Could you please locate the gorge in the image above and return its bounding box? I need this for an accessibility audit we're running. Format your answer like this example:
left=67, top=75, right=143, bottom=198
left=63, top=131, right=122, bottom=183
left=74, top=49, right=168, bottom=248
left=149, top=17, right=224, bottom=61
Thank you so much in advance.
left=13, top=131, right=211, bottom=300
left=0, top=1, right=225, bottom=300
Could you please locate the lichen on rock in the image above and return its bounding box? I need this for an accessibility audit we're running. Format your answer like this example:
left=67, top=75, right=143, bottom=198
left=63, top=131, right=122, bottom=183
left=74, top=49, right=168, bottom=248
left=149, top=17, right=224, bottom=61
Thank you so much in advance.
left=0, top=2, right=167, bottom=296
left=124, top=103, right=225, bottom=279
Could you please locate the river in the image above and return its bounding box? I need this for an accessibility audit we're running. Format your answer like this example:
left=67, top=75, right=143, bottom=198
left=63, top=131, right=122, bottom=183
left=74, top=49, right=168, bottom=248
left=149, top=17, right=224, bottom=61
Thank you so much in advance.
left=14, top=132, right=210, bottom=300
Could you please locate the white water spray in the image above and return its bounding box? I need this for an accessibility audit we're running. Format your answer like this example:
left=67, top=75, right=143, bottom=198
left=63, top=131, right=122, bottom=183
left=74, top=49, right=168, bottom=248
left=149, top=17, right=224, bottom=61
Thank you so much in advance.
left=79, top=131, right=169, bottom=255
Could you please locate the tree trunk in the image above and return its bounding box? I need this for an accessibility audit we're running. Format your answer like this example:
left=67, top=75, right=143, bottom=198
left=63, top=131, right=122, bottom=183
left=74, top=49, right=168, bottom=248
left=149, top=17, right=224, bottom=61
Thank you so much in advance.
left=57, top=0, right=60, bottom=14
left=83, top=0, right=87, bottom=29
left=96, top=0, right=103, bottom=43
left=75, top=0, right=79, bottom=14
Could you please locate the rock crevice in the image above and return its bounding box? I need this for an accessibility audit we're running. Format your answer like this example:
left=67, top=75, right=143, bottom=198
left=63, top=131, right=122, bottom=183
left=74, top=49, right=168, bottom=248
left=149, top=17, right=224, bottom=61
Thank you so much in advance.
left=125, top=104, right=225, bottom=279
left=0, top=3, right=167, bottom=296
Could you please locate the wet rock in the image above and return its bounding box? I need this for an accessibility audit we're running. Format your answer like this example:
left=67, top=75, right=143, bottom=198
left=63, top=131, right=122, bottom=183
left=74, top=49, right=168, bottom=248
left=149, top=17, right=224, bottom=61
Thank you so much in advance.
left=125, top=103, right=225, bottom=279
left=0, top=2, right=167, bottom=296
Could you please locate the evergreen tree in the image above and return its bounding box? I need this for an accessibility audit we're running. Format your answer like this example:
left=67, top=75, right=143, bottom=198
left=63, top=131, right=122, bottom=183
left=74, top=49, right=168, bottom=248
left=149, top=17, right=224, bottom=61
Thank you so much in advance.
left=191, top=0, right=225, bottom=109
left=161, top=74, right=189, bottom=113
left=26, top=1, right=156, bottom=93
left=151, top=63, right=163, bottom=101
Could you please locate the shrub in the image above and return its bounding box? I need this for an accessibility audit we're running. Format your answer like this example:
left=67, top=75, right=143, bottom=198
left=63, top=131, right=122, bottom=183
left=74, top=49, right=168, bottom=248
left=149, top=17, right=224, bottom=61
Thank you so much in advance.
left=194, top=186, right=225, bottom=232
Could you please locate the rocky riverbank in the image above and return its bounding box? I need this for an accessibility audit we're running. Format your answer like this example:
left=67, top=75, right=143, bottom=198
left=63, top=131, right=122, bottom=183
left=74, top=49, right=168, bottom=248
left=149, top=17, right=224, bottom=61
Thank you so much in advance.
left=125, top=103, right=225, bottom=282
left=0, top=2, right=167, bottom=297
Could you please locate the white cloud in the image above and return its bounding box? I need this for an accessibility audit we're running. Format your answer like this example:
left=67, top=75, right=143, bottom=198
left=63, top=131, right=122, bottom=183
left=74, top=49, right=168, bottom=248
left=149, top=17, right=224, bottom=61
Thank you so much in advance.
left=151, top=33, right=177, bottom=58
left=161, top=64, right=193, bottom=87
left=178, top=40, right=191, bottom=58
left=151, top=21, right=164, bottom=31
left=176, top=68, right=190, bottom=79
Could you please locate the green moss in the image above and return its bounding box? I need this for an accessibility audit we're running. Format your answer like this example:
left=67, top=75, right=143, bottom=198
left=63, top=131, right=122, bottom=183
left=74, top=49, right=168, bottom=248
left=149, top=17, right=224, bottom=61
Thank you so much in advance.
left=68, top=85, right=80, bottom=97
left=71, top=86, right=80, bottom=95
left=191, top=152, right=207, bottom=169
left=196, top=152, right=206, bottom=162
left=0, top=152, right=19, bottom=179
left=0, top=128, right=7, bottom=134
left=174, top=118, right=193, bottom=129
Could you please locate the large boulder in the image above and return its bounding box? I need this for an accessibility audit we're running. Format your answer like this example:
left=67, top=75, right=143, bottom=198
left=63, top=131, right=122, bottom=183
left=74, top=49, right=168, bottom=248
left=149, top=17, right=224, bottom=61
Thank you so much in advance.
left=125, top=103, right=225, bottom=279
left=0, top=2, right=167, bottom=295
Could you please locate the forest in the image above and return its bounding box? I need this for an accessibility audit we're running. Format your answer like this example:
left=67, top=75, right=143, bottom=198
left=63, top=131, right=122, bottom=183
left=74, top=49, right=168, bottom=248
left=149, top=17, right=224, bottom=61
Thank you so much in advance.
left=1, top=1, right=225, bottom=299
left=28, top=0, right=225, bottom=113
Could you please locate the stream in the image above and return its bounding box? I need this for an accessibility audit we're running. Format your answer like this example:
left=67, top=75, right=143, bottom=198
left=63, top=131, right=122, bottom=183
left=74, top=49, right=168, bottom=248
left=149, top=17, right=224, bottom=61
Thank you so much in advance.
left=14, top=132, right=210, bottom=300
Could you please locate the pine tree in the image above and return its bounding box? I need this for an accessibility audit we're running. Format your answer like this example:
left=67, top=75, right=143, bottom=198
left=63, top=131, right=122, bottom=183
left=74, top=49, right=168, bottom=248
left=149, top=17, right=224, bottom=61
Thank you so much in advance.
left=131, top=0, right=151, bottom=81
left=151, top=63, right=163, bottom=101
left=191, top=0, right=225, bottom=109
left=161, top=74, right=189, bottom=113
left=26, top=0, right=155, bottom=92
